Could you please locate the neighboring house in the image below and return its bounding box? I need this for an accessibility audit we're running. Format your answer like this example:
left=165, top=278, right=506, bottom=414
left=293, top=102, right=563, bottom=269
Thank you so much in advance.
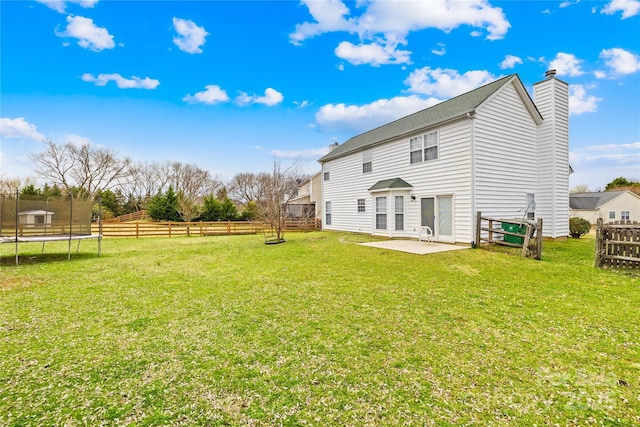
left=18, top=210, right=54, bottom=228
left=287, top=171, right=322, bottom=221
left=570, top=190, right=640, bottom=223
left=318, top=70, right=569, bottom=244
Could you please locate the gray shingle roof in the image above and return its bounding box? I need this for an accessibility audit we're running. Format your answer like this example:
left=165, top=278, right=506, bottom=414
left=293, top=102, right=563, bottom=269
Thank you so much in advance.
left=319, top=74, right=519, bottom=163
left=569, top=191, right=628, bottom=210
left=368, top=178, right=413, bottom=191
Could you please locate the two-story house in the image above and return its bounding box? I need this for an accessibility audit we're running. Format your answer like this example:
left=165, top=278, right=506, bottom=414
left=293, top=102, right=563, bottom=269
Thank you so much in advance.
left=318, top=71, right=569, bottom=244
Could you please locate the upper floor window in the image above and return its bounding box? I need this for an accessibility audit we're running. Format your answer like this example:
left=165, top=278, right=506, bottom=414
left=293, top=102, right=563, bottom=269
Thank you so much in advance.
left=410, top=136, right=422, bottom=164
left=621, top=211, right=630, bottom=221
left=323, top=164, right=330, bottom=181
left=609, top=211, right=616, bottom=219
left=362, top=150, right=372, bottom=173
left=424, top=132, right=438, bottom=161
left=410, top=131, right=438, bottom=164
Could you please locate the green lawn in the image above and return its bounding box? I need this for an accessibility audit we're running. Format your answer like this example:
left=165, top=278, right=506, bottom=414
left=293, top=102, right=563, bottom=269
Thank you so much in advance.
left=1, top=233, right=638, bottom=426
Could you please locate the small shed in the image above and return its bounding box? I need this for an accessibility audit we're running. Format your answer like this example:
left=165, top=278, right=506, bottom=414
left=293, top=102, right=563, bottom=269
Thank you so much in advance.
left=18, top=210, right=54, bottom=228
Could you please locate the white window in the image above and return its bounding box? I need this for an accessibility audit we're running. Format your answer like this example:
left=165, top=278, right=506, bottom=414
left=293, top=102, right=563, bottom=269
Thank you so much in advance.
left=357, top=198, right=365, bottom=213
left=362, top=150, right=372, bottom=173
left=395, top=196, right=404, bottom=231
left=621, top=211, right=630, bottom=221
left=526, top=193, right=535, bottom=220
left=424, top=131, right=438, bottom=161
left=325, top=201, right=332, bottom=225
left=410, top=136, right=422, bottom=164
left=410, top=132, right=438, bottom=164
left=609, top=211, right=616, bottom=219
left=323, top=164, right=330, bottom=181
left=375, top=196, right=387, bottom=230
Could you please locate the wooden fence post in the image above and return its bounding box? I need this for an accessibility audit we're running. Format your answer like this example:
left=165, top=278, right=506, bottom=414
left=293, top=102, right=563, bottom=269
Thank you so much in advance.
left=535, top=218, right=543, bottom=260
left=595, top=218, right=603, bottom=268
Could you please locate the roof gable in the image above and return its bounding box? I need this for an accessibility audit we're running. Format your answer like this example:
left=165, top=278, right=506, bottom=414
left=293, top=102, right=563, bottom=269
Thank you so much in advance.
left=569, top=191, right=634, bottom=210
left=368, top=178, right=413, bottom=192
left=319, top=74, right=541, bottom=163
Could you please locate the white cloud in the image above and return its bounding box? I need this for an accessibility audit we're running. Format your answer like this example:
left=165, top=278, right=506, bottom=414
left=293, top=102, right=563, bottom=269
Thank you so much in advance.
left=559, top=0, right=580, bottom=8
left=568, top=85, right=602, bottom=115
left=431, top=43, right=446, bottom=56
left=499, top=54, right=523, bottom=69
left=290, top=0, right=510, bottom=66
left=600, top=48, right=640, bottom=75
left=0, top=117, right=46, bottom=141
left=269, top=148, right=330, bottom=160
left=570, top=142, right=640, bottom=167
left=601, top=0, right=640, bottom=18
left=65, top=134, right=92, bottom=147
left=56, top=15, right=115, bottom=51
left=594, top=70, right=607, bottom=79
left=316, top=95, right=441, bottom=134
left=82, top=73, right=160, bottom=89
left=35, top=0, right=99, bottom=13
left=404, top=67, right=498, bottom=98
left=235, top=88, right=284, bottom=106
left=549, top=52, right=585, bottom=77
left=294, top=100, right=311, bottom=109
left=172, top=17, right=209, bottom=54
left=289, top=0, right=356, bottom=45
left=335, top=40, right=411, bottom=66
left=182, top=85, right=230, bottom=104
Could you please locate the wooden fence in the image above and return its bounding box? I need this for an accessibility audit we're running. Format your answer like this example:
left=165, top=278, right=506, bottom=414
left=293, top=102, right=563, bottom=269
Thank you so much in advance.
left=475, top=212, right=543, bottom=259
left=595, top=219, right=640, bottom=269
left=91, top=219, right=320, bottom=238
left=104, top=210, right=149, bottom=223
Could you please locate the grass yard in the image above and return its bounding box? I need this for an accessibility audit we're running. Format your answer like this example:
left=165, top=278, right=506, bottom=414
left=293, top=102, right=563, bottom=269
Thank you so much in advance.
left=1, top=232, right=638, bottom=426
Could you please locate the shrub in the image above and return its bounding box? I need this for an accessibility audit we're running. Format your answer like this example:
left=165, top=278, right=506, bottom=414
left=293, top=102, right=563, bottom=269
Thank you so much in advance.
left=569, top=217, right=591, bottom=238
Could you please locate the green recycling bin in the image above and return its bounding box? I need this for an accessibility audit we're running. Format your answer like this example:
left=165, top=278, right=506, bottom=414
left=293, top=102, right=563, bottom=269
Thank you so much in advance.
left=502, top=222, right=525, bottom=244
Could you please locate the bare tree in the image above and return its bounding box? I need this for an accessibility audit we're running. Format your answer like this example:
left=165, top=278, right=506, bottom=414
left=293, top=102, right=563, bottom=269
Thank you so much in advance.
left=570, top=184, right=590, bottom=194
left=30, top=140, right=130, bottom=197
left=176, top=190, right=202, bottom=222
left=227, top=172, right=270, bottom=206
left=261, top=160, right=302, bottom=242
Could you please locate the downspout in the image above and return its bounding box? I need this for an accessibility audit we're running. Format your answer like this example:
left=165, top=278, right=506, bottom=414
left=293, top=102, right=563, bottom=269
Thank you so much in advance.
left=468, top=110, right=477, bottom=247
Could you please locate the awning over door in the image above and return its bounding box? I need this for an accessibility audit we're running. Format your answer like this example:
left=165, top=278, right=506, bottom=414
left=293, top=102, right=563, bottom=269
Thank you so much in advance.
left=368, top=178, right=413, bottom=192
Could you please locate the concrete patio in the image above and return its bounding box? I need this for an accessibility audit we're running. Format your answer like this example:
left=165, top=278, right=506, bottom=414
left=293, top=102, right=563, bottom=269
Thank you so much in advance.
left=358, top=240, right=470, bottom=255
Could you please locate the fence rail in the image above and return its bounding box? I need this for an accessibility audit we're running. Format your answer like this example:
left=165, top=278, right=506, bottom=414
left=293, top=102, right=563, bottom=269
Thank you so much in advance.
left=104, top=210, right=149, bottom=223
left=595, top=219, right=640, bottom=269
left=91, top=219, right=320, bottom=238
left=475, top=212, right=543, bottom=259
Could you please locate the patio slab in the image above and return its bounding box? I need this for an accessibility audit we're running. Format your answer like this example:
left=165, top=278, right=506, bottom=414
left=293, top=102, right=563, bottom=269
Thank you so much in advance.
left=359, top=240, right=470, bottom=255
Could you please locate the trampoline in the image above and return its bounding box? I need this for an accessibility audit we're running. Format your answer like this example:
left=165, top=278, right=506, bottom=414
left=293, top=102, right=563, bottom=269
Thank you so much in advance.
left=0, top=192, right=102, bottom=265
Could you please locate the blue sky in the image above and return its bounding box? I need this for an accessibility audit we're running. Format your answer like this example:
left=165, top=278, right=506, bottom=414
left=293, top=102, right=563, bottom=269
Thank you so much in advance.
left=1, top=0, right=639, bottom=190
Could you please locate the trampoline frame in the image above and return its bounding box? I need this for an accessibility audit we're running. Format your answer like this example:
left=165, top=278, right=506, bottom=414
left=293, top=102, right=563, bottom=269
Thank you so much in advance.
left=0, top=191, right=102, bottom=265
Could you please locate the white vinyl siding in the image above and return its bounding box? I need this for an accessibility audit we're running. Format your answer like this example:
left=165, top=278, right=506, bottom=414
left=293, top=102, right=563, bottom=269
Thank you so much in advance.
left=321, top=117, right=472, bottom=241
left=475, top=81, right=539, bottom=225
